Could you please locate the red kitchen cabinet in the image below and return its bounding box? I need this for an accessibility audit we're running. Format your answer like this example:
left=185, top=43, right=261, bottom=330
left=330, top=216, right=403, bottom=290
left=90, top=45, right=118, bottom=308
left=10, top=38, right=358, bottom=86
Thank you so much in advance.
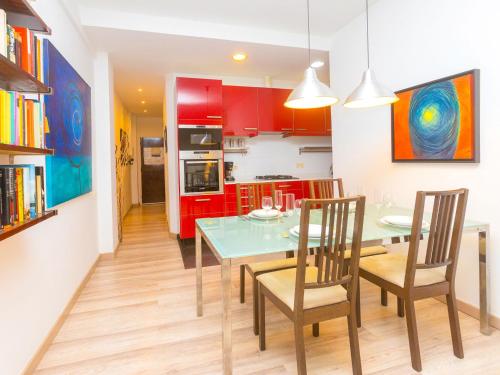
left=293, top=107, right=329, bottom=136
left=179, top=194, right=224, bottom=238
left=177, top=77, right=223, bottom=125
left=222, top=86, right=259, bottom=137
left=325, top=108, right=332, bottom=135
left=274, top=181, right=305, bottom=200
left=224, top=184, right=238, bottom=216
left=258, top=88, right=294, bottom=133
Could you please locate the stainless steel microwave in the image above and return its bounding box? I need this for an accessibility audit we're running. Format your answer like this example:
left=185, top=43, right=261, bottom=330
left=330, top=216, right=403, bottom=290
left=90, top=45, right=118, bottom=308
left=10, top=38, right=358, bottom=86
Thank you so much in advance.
left=178, top=125, right=223, bottom=152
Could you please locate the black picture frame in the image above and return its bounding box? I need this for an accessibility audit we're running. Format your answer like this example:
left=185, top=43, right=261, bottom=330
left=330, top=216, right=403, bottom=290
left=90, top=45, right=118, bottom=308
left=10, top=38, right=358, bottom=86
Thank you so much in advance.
left=391, top=69, right=480, bottom=163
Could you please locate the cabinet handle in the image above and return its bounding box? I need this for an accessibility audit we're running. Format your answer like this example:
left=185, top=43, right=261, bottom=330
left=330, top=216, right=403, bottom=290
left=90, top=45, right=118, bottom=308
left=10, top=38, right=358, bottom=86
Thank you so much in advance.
left=241, top=205, right=250, bottom=208
left=281, top=128, right=293, bottom=131
left=243, top=127, right=258, bottom=131
left=206, top=115, right=222, bottom=119
left=296, top=128, right=307, bottom=131
left=195, top=198, right=211, bottom=202
left=240, top=187, right=248, bottom=190
left=278, top=184, right=292, bottom=188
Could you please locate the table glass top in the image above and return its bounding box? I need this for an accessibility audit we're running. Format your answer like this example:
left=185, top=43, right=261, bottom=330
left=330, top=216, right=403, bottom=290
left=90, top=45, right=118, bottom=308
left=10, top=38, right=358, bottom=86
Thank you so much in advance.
left=196, top=204, right=486, bottom=260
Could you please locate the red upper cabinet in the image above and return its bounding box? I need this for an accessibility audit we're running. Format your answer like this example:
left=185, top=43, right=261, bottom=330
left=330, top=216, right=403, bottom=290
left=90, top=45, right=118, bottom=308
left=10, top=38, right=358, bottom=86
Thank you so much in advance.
left=177, top=77, right=223, bottom=125
left=258, top=88, right=294, bottom=133
left=293, top=107, right=329, bottom=136
left=222, top=86, right=259, bottom=137
left=325, top=107, right=332, bottom=135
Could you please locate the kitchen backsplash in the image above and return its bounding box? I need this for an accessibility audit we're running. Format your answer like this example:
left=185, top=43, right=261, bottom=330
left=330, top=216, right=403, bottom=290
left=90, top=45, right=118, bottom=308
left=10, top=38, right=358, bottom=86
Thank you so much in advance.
left=224, top=135, right=332, bottom=181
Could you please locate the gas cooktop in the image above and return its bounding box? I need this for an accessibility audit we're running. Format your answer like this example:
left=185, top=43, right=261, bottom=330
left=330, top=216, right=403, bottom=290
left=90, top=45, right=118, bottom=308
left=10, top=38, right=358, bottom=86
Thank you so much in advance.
left=255, top=175, right=299, bottom=180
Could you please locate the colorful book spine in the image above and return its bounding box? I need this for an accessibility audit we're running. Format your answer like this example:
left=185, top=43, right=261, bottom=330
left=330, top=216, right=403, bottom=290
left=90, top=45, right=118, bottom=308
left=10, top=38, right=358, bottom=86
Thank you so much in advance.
left=0, top=9, right=7, bottom=58
left=15, top=168, right=23, bottom=223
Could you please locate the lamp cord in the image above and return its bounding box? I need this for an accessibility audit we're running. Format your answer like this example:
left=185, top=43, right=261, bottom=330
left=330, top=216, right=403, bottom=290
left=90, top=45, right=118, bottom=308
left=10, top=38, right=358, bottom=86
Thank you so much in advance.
left=307, top=0, right=311, bottom=66
left=366, top=0, right=370, bottom=69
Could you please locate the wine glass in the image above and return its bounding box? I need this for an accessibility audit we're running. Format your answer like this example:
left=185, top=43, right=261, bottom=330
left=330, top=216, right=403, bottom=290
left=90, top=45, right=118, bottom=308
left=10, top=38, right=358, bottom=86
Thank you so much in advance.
left=274, top=190, right=283, bottom=212
left=373, top=189, right=383, bottom=215
left=262, top=196, right=273, bottom=212
left=383, top=192, right=393, bottom=212
left=294, top=199, right=303, bottom=216
left=285, top=193, right=295, bottom=217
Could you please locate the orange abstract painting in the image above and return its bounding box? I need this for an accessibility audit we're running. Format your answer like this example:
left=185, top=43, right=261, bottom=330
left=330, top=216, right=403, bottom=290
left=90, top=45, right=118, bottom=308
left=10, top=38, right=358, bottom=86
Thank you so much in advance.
left=392, top=70, right=479, bottom=162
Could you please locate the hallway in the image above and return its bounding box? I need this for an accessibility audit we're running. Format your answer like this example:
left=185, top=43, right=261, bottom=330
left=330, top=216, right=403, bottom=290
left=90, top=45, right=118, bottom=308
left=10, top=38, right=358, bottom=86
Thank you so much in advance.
left=33, top=205, right=500, bottom=374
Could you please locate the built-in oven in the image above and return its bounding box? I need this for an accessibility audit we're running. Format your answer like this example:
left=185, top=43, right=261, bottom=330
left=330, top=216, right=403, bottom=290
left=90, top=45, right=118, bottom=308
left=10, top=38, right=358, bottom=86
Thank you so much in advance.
left=179, top=150, right=224, bottom=196
left=178, top=124, right=223, bottom=152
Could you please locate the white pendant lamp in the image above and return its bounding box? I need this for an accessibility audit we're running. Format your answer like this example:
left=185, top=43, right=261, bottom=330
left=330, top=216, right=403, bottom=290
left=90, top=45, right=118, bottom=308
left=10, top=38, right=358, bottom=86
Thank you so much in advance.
left=284, top=0, right=338, bottom=109
left=344, top=0, right=399, bottom=108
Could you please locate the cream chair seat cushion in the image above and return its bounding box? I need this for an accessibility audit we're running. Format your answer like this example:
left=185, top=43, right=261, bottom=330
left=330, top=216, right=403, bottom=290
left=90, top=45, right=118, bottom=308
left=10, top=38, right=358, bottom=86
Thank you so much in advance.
left=257, top=267, right=347, bottom=310
left=359, top=253, right=446, bottom=288
left=247, top=257, right=304, bottom=274
left=345, top=245, right=387, bottom=260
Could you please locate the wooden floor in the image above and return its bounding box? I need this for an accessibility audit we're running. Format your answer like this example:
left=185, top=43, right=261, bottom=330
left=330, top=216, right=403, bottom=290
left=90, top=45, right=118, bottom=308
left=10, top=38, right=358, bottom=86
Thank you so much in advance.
left=34, top=205, right=500, bottom=374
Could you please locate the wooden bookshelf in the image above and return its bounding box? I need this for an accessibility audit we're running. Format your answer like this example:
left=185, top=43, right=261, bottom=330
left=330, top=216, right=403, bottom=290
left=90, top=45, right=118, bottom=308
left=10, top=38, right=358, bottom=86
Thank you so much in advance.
left=0, top=143, right=54, bottom=155
left=0, top=0, right=51, bottom=33
left=0, top=210, right=57, bottom=241
left=0, top=54, right=51, bottom=93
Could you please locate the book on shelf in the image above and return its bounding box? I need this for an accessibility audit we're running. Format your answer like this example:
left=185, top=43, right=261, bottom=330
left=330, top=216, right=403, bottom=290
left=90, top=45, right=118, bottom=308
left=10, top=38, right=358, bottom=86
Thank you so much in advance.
left=0, top=165, right=45, bottom=228
left=0, top=88, right=46, bottom=148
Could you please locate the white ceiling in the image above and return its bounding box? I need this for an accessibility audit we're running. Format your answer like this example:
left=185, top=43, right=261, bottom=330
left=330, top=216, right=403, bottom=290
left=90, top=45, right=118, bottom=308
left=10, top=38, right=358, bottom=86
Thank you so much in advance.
left=76, top=0, right=377, bottom=37
left=71, top=0, right=377, bottom=116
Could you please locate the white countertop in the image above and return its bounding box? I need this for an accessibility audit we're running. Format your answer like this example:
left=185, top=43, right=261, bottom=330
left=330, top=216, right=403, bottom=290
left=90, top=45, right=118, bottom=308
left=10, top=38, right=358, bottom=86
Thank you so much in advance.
left=224, top=176, right=332, bottom=185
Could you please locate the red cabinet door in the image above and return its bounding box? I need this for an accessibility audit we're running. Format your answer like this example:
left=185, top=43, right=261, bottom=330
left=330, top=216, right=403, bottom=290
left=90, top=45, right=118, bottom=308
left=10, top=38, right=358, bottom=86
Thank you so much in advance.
left=177, top=77, right=223, bottom=125
left=274, top=181, right=304, bottom=200
left=223, top=86, right=259, bottom=137
left=258, top=88, right=294, bottom=133
left=325, top=108, right=332, bottom=136
left=293, top=107, right=328, bottom=135
left=179, top=194, right=225, bottom=238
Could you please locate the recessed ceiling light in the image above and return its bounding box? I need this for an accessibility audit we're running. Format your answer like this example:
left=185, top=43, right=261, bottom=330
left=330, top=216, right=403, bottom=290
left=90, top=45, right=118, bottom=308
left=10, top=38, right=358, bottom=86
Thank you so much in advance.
left=143, top=109, right=148, bottom=113
left=138, top=88, right=143, bottom=92
left=141, top=100, right=146, bottom=104
left=310, top=60, right=325, bottom=68
left=232, top=52, right=247, bottom=62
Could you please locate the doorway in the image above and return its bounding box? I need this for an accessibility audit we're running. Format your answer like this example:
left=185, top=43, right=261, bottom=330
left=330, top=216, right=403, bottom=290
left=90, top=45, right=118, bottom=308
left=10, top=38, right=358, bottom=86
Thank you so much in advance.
left=140, top=137, right=166, bottom=204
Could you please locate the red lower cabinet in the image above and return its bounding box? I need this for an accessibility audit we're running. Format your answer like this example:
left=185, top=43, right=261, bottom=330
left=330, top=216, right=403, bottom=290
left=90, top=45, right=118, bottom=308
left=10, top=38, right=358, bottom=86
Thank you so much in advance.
left=180, top=194, right=224, bottom=239
left=274, top=181, right=305, bottom=200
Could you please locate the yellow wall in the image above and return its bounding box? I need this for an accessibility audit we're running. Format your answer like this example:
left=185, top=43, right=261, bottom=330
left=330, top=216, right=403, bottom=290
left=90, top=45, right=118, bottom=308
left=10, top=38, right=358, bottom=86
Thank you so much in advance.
left=114, top=93, right=132, bottom=222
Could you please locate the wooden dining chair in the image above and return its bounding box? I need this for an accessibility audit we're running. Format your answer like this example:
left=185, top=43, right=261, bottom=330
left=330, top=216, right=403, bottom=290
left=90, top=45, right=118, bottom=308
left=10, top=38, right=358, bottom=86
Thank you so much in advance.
left=309, top=177, right=388, bottom=313
left=237, top=182, right=306, bottom=335
left=357, top=189, right=469, bottom=372
left=308, top=178, right=344, bottom=200
left=257, top=196, right=366, bottom=375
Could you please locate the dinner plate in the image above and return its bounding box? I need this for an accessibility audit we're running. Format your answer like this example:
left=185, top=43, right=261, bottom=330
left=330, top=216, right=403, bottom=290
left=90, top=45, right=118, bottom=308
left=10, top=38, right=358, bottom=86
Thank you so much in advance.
left=248, top=209, right=281, bottom=220
left=289, top=224, right=330, bottom=239
left=382, top=215, right=413, bottom=227
left=380, top=216, right=430, bottom=229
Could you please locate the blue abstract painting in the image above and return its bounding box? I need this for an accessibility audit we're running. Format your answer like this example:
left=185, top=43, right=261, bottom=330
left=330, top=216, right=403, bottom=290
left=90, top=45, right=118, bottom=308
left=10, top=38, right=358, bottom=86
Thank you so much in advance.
left=43, top=40, right=92, bottom=207
left=392, top=70, right=479, bottom=162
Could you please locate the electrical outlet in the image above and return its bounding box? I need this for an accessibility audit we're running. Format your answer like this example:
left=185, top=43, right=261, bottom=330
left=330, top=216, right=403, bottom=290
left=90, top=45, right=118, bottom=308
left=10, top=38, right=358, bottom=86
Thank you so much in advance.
left=296, top=163, right=304, bottom=169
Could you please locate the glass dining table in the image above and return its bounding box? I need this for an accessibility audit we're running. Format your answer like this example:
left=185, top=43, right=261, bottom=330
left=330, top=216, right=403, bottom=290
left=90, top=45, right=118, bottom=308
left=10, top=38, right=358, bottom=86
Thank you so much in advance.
left=194, top=204, right=489, bottom=375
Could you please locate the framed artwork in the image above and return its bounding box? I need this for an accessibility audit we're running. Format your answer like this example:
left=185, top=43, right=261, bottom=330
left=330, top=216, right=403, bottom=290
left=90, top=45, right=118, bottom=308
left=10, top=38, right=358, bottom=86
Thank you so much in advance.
left=43, top=40, right=92, bottom=207
left=391, top=69, right=480, bottom=163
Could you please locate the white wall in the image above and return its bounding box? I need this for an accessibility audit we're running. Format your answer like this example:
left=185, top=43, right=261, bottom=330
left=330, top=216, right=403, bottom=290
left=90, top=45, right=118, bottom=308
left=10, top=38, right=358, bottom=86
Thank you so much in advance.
left=224, top=135, right=332, bottom=181
left=0, top=0, right=101, bottom=374
left=131, top=116, right=164, bottom=204
left=94, top=52, right=118, bottom=253
left=330, top=0, right=500, bottom=316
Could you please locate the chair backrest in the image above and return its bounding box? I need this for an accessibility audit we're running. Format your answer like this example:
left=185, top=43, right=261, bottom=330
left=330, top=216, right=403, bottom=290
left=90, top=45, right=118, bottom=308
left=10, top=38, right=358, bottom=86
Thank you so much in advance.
left=236, top=182, right=275, bottom=215
left=405, top=189, right=469, bottom=287
left=309, top=178, right=345, bottom=200
left=294, top=196, right=366, bottom=312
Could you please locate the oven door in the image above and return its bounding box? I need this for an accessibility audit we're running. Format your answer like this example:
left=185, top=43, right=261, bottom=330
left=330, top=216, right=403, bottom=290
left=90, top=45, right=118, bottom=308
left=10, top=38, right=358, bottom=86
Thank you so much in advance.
left=178, top=125, right=223, bottom=151
left=180, top=159, right=224, bottom=195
